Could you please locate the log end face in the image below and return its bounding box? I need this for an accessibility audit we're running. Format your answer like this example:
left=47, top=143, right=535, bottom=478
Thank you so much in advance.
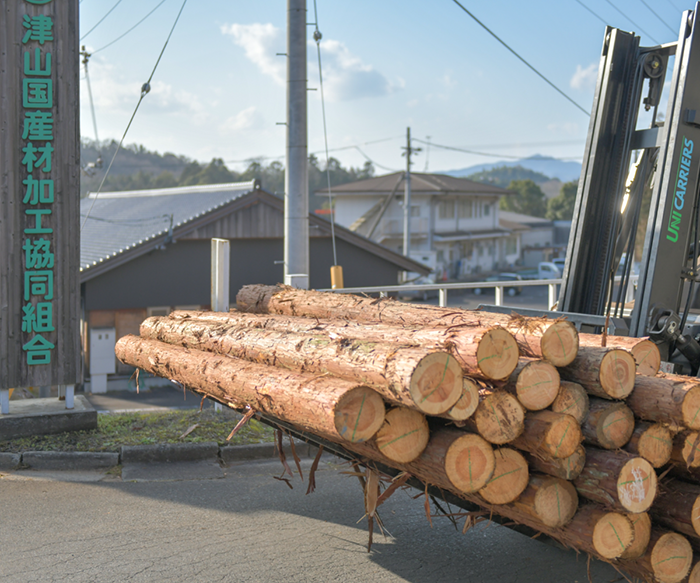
left=444, top=433, right=495, bottom=494
left=540, top=320, right=579, bottom=367
left=593, top=512, right=635, bottom=559
left=476, top=328, right=519, bottom=381
left=616, top=458, right=657, bottom=513
left=478, top=447, right=529, bottom=505
left=679, top=432, right=700, bottom=469
left=599, top=349, right=636, bottom=399
left=632, top=340, right=661, bottom=376
left=516, top=360, right=560, bottom=411
left=620, top=512, right=652, bottom=560
left=682, top=386, right=700, bottom=431
left=597, top=404, right=634, bottom=450
left=689, top=562, right=700, bottom=583
left=650, top=532, right=693, bottom=583
left=410, top=352, right=463, bottom=415
left=334, top=387, right=386, bottom=443
left=551, top=381, right=589, bottom=425
left=637, top=424, right=673, bottom=468
left=544, top=413, right=582, bottom=459
left=235, top=284, right=280, bottom=313
left=534, top=477, right=578, bottom=528
left=474, top=392, right=525, bottom=445
left=692, top=496, right=700, bottom=537
left=445, top=378, right=480, bottom=421
left=374, top=407, right=429, bottom=463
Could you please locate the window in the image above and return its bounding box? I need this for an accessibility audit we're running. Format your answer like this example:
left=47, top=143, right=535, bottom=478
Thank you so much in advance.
left=458, top=199, right=473, bottom=218
left=411, top=205, right=420, bottom=217
left=438, top=200, right=455, bottom=219
left=484, top=204, right=490, bottom=216
left=505, top=236, right=517, bottom=255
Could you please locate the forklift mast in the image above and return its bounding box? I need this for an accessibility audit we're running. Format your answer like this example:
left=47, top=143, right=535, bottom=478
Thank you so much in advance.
left=559, top=3, right=700, bottom=367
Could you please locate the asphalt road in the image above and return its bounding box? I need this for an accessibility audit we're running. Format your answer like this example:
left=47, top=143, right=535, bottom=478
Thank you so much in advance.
left=1, top=459, right=623, bottom=583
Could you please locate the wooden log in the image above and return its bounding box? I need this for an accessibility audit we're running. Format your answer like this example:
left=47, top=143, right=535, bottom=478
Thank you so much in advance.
left=234, top=284, right=577, bottom=366
left=468, top=390, right=525, bottom=445
left=139, top=316, right=463, bottom=416
left=114, top=335, right=385, bottom=444
left=623, top=422, right=673, bottom=468
left=510, top=474, right=578, bottom=528
left=550, top=380, right=589, bottom=424
left=524, top=444, right=586, bottom=481
left=374, top=408, right=429, bottom=464
left=579, top=334, right=661, bottom=376
left=562, top=504, right=635, bottom=559
left=581, top=398, right=635, bottom=450
left=621, top=529, right=693, bottom=583
left=626, top=374, right=700, bottom=430
left=689, top=561, right=700, bottom=583
left=559, top=346, right=636, bottom=400
left=651, top=480, right=700, bottom=539
left=442, top=432, right=497, bottom=493
left=574, top=447, right=657, bottom=513
left=620, top=512, right=652, bottom=560
left=443, top=378, right=480, bottom=421
left=672, top=431, right=700, bottom=470
left=510, top=410, right=582, bottom=459
left=499, top=359, right=560, bottom=411
left=478, top=447, right=529, bottom=505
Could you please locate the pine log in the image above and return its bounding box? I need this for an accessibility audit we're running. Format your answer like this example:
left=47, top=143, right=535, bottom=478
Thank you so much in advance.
left=499, top=359, right=560, bottom=411
left=114, top=335, right=385, bottom=444
left=560, top=504, right=635, bottom=559
left=510, top=474, right=578, bottom=528
left=550, top=380, right=589, bottom=425
left=626, top=374, right=700, bottom=430
left=620, top=512, right=652, bottom=560
left=623, top=422, right=673, bottom=468
left=468, top=390, right=525, bottom=445
left=510, top=410, right=582, bottom=459
left=579, top=334, right=661, bottom=376
left=478, top=447, right=529, bottom=505
left=524, top=444, right=586, bottom=481
left=621, top=529, right=693, bottom=583
left=139, top=316, right=463, bottom=416
left=374, top=408, right=429, bottom=464
left=574, top=447, right=657, bottom=513
left=443, top=432, right=498, bottom=493
left=234, top=285, right=578, bottom=365
left=559, top=346, right=636, bottom=400
left=443, top=378, right=480, bottom=421
left=581, top=398, right=635, bottom=450
left=651, top=480, right=700, bottom=539
left=689, top=561, right=700, bottom=583
left=672, top=431, right=700, bottom=470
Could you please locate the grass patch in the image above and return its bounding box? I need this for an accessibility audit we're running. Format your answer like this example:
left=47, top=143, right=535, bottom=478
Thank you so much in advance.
left=0, top=409, right=275, bottom=453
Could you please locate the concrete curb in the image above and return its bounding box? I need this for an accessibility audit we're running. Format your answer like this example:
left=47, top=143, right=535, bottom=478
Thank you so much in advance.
left=121, top=442, right=219, bottom=464
left=22, top=451, right=119, bottom=471
left=0, top=452, right=21, bottom=471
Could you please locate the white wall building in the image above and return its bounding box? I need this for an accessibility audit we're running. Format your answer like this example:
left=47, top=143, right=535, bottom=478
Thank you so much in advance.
left=321, top=172, right=519, bottom=277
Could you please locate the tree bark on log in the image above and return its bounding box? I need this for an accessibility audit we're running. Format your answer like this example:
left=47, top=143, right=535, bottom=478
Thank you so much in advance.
left=620, top=512, right=652, bottom=560
left=626, top=374, right=700, bottom=430
left=651, top=480, right=700, bottom=539
left=467, top=390, right=525, bottom=445
left=509, top=473, right=578, bottom=528
left=561, top=504, right=636, bottom=559
left=579, top=334, right=661, bottom=376
left=558, top=346, right=636, bottom=400
left=234, top=284, right=576, bottom=366
left=477, top=447, right=529, bottom=505
left=524, top=444, right=586, bottom=481
left=510, top=410, right=582, bottom=459
left=499, top=359, right=560, bottom=411
left=550, top=380, right=589, bottom=425
left=374, top=407, right=429, bottom=464
left=140, top=316, right=463, bottom=416
left=623, top=422, right=673, bottom=468
left=620, top=529, right=693, bottom=583
left=573, top=447, right=658, bottom=513
left=581, top=398, right=635, bottom=450
left=114, top=335, right=386, bottom=444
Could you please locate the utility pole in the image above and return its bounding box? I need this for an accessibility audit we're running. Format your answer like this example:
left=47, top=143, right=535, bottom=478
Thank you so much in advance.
left=402, top=127, right=420, bottom=260
left=284, top=0, right=309, bottom=289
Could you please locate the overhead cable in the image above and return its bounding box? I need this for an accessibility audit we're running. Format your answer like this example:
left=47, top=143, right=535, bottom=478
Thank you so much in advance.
left=80, top=0, right=124, bottom=41
left=603, top=0, right=660, bottom=43
left=92, top=0, right=169, bottom=54
left=638, top=0, right=677, bottom=35
left=573, top=0, right=609, bottom=26
left=354, top=147, right=401, bottom=172
left=451, top=0, right=590, bottom=116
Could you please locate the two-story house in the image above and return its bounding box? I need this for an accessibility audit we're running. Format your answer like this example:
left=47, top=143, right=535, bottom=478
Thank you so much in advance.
left=319, top=172, right=518, bottom=277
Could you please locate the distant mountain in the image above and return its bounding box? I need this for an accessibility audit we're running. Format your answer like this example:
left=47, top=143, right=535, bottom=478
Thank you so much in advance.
left=444, top=154, right=582, bottom=183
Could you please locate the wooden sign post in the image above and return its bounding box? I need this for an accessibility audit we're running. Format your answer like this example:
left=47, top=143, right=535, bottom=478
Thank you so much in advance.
left=0, top=0, right=81, bottom=412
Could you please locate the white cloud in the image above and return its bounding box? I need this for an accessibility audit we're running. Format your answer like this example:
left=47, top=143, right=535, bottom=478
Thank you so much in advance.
left=570, top=63, right=598, bottom=91
left=222, top=106, right=264, bottom=132
left=547, top=122, right=580, bottom=135
left=221, top=23, right=285, bottom=85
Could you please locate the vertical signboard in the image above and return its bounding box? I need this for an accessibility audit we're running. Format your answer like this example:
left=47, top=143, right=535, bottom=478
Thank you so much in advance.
left=0, top=0, right=81, bottom=388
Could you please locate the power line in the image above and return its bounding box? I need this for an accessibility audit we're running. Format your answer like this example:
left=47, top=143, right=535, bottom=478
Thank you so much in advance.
left=603, top=0, right=660, bottom=43
left=638, top=0, right=677, bottom=35
left=80, top=0, right=124, bottom=41
left=451, top=0, right=590, bottom=117
left=573, top=0, right=609, bottom=26
left=92, top=0, right=169, bottom=54
left=354, top=146, right=401, bottom=172
left=82, top=0, right=189, bottom=230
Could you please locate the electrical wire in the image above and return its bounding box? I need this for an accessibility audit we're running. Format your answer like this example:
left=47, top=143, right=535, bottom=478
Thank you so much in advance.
left=604, top=0, right=660, bottom=43
left=451, top=0, right=590, bottom=117
left=92, top=0, right=169, bottom=54
left=81, top=0, right=188, bottom=231
left=80, top=0, right=124, bottom=41
left=312, top=0, right=339, bottom=267
left=354, top=146, right=401, bottom=172
left=638, top=0, right=677, bottom=34
left=573, top=0, right=609, bottom=26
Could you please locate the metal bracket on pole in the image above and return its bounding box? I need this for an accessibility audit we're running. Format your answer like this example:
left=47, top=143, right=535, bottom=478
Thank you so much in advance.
left=211, top=238, right=230, bottom=412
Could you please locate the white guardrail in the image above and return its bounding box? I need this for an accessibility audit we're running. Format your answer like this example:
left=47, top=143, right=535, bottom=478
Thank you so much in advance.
left=320, top=275, right=639, bottom=310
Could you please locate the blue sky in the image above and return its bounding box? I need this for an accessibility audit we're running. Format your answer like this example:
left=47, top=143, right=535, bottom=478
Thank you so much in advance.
left=78, top=0, right=691, bottom=174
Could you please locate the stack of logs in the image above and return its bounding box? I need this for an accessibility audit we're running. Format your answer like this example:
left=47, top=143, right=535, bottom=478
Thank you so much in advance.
left=115, top=284, right=700, bottom=583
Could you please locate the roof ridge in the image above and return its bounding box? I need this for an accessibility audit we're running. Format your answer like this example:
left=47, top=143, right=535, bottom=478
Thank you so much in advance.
left=86, top=180, right=257, bottom=199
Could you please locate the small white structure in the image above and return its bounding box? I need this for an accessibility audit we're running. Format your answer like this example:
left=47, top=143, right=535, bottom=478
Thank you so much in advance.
left=89, top=328, right=116, bottom=394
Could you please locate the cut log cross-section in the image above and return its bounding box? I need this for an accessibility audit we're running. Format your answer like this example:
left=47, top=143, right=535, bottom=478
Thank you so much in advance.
left=579, top=334, right=661, bottom=376
left=620, top=512, right=652, bottom=560
left=559, top=346, right=636, bottom=400
left=550, top=380, right=589, bottom=425
left=582, top=398, right=635, bottom=450
left=627, top=374, right=700, bottom=430
left=623, top=422, right=673, bottom=468
left=478, top=447, right=529, bottom=505
left=374, top=408, right=429, bottom=464
left=511, top=410, right=582, bottom=459
left=114, top=335, right=386, bottom=445
left=500, top=359, right=560, bottom=411
left=672, top=431, right=700, bottom=470
left=511, top=474, right=579, bottom=528
left=469, top=391, right=525, bottom=445
left=623, top=530, right=693, bottom=583
left=562, top=505, right=636, bottom=560
left=443, top=378, right=480, bottom=422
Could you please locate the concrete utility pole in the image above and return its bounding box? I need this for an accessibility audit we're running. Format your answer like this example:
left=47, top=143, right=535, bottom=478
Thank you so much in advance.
left=402, top=127, right=420, bottom=259
left=284, top=0, right=309, bottom=289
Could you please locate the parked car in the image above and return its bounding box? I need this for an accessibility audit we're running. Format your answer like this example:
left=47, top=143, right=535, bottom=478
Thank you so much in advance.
left=553, top=258, right=566, bottom=272
left=538, top=261, right=562, bottom=279
left=473, top=273, right=524, bottom=296
left=399, top=276, right=439, bottom=301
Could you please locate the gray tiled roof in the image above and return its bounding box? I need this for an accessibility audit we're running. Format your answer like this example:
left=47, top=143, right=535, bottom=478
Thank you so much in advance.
left=80, top=181, right=256, bottom=272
